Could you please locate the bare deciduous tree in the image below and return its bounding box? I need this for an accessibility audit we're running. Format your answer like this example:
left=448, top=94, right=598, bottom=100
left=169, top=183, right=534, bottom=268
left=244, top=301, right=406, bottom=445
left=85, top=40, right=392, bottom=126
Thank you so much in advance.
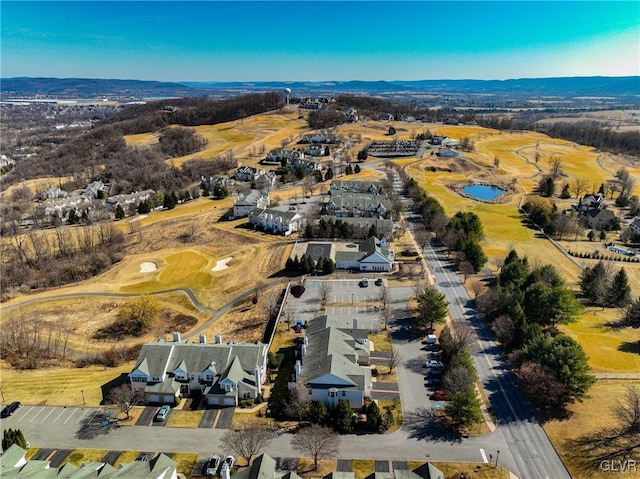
left=379, top=306, right=394, bottom=331
left=318, top=282, right=332, bottom=310
left=108, top=384, right=146, bottom=420
left=262, top=288, right=282, bottom=321
left=387, top=348, right=401, bottom=374
left=443, top=365, right=475, bottom=395
left=549, top=157, right=563, bottom=179
left=570, top=178, right=591, bottom=199
left=285, top=380, right=311, bottom=423
left=292, top=424, right=340, bottom=470
left=220, top=420, right=274, bottom=466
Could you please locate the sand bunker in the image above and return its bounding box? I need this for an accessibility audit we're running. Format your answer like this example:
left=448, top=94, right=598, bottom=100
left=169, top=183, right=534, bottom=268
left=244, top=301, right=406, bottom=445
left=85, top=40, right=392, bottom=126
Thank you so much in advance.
left=212, top=257, right=232, bottom=272
left=139, top=262, right=157, bottom=273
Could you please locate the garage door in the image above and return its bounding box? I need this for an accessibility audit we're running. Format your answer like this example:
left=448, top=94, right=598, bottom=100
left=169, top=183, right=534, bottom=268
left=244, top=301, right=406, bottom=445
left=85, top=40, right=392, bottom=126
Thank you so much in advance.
left=148, top=394, right=160, bottom=403
left=223, top=397, right=236, bottom=406
left=207, top=397, right=220, bottom=406
left=162, top=394, right=175, bottom=404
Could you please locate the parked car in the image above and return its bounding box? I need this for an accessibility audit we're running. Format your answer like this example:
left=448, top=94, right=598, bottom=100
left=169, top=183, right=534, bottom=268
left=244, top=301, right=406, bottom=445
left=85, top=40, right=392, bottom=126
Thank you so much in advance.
left=427, top=369, right=443, bottom=378
left=205, top=454, right=221, bottom=476
left=155, top=405, right=170, bottom=422
left=425, top=378, right=442, bottom=387
left=425, top=359, right=444, bottom=369
left=430, top=390, right=451, bottom=401
left=375, top=278, right=383, bottom=286
left=136, top=453, right=149, bottom=462
left=223, top=455, right=235, bottom=470
left=1, top=401, right=20, bottom=418
left=360, top=278, right=369, bottom=287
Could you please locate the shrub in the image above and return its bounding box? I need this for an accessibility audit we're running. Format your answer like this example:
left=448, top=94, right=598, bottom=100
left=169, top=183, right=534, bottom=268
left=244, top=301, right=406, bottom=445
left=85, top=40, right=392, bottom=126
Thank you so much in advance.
left=290, top=285, right=306, bottom=298
left=268, top=352, right=284, bottom=369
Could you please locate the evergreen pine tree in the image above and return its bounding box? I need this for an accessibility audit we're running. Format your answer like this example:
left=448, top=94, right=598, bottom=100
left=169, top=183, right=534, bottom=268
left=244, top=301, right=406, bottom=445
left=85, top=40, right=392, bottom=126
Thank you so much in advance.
left=354, top=164, right=361, bottom=174
left=325, top=167, right=334, bottom=180
left=333, top=399, right=355, bottom=433
left=608, top=268, right=632, bottom=307
left=115, top=204, right=125, bottom=220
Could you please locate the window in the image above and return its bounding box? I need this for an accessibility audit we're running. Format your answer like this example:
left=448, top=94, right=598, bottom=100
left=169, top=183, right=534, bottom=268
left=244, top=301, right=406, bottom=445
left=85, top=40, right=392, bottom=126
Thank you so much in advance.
left=243, top=392, right=251, bottom=398
left=342, top=391, right=346, bottom=397
left=131, top=376, right=146, bottom=383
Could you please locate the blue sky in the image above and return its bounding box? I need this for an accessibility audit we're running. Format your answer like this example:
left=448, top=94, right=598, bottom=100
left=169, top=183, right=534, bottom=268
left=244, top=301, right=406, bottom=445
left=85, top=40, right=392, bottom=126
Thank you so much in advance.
left=2, top=1, right=639, bottom=82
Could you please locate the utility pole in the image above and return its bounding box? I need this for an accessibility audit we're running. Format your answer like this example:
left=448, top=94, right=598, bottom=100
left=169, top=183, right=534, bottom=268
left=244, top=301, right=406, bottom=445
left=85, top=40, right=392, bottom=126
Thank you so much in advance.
left=495, top=450, right=500, bottom=468
left=81, top=390, right=85, bottom=405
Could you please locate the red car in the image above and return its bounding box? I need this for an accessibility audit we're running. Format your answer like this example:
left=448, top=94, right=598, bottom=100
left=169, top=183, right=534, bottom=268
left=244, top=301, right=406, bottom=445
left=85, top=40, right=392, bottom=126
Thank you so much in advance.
left=430, top=390, right=450, bottom=401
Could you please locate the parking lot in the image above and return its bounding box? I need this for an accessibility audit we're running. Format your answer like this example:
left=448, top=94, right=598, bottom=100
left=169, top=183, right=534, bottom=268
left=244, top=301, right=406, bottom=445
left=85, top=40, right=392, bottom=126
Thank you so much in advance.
left=0, top=404, right=233, bottom=431
left=284, top=279, right=386, bottom=331
left=0, top=404, right=105, bottom=427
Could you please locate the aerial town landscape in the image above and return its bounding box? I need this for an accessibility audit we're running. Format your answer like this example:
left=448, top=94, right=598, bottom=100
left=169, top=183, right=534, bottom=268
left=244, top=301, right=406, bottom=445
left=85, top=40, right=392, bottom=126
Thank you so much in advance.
left=1, top=1, right=639, bottom=479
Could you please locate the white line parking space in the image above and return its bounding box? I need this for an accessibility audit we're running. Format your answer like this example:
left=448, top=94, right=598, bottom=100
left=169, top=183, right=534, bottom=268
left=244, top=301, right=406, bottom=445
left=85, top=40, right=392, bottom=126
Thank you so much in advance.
left=40, top=407, right=56, bottom=423
left=64, top=408, right=80, bottom=424
left=51, top=408, right=68, bottom=423
left=29, top=407, right=46, bottom=423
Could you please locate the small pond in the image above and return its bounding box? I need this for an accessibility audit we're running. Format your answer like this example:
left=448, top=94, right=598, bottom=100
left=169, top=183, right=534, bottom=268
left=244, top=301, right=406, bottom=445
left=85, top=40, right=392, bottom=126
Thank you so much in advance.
left=462, top=184, right=507, bottom=201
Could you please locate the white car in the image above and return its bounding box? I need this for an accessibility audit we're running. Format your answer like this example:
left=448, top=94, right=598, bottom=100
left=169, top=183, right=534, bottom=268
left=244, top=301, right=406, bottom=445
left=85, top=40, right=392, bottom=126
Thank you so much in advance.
left=223, top=455, right=235, bottom=470
left=360, top=278, right=369, bottom=287
left=426, top=359, right=444, bottom=369
left=205, top=455, right=220, bottom=476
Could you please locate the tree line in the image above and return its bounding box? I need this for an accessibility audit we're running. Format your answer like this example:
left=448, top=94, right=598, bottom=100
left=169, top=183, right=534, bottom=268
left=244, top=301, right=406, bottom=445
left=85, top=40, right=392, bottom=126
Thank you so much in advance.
left=477, top=115, right=640, bottom=157
left=404, top=176, right=488, bottom=273
left=1, top=223, right=125, bottom=300
left=477, top=250, right=595, bottom=409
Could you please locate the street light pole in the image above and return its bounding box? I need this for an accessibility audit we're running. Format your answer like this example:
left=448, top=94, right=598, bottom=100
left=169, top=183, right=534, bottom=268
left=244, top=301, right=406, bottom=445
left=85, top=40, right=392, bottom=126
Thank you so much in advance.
left=495, top=450, right=500, bottom=468
left=81, top=390, right=85, bottom=405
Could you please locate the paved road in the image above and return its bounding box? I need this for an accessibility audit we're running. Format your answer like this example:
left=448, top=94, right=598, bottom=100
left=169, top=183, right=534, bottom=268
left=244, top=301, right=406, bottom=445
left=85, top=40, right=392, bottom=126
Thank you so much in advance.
left=423, top=242, right=571, bottom=479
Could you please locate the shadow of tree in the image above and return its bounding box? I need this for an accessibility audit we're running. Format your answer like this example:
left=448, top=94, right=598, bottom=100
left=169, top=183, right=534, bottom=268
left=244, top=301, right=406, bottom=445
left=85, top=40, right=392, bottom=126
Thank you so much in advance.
left=403, top=407, right=462, bottom=443
left=619, top=341, right=640, bottom=355
left=75, top=410, right=117, bottom=440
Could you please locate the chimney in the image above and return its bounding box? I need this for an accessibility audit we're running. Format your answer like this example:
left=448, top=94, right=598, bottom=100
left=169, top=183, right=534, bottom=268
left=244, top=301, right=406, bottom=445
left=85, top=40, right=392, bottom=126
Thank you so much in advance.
left=352, top=317, right=358, bottom=329
left=172, top=332, right=181, bottom=342
left=254, top=366, right=261, bottom=386
left=294, top=360, right=301, bottom=379
left=199, top=334, right=207, bottom=344
left=214, top=334, right=222, bottom=344
left=301, top=344, right=307, bottom=358
left=303, top=336, right=308, bottom=346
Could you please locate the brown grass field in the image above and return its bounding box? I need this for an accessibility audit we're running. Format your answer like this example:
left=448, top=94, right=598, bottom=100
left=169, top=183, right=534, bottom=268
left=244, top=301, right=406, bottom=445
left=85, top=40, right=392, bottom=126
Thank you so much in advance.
left=404, top=125, right=640, bottom=374
left=544, top=380, right=640, bottom=479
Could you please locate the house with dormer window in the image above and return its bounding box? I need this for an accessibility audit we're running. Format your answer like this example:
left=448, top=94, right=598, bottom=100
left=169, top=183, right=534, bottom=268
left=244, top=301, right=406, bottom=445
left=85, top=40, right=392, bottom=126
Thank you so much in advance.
left=289, top=315, right=372, bottom=409
left=326, top=192, right=391, bottom=218
left=129, top=333, right=268, bottom=407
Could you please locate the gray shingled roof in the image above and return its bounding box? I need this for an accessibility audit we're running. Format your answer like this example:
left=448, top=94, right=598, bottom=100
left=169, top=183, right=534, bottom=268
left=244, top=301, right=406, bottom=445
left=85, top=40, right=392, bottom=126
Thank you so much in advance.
left=132, top=342, right=173, bottom=378
left=299, top=317, right=369, bottom=390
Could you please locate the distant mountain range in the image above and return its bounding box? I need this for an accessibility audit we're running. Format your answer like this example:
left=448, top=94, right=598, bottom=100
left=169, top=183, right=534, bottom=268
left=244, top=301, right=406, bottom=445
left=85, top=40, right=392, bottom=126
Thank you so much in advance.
left=2, top=76, right=639, bottom=101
